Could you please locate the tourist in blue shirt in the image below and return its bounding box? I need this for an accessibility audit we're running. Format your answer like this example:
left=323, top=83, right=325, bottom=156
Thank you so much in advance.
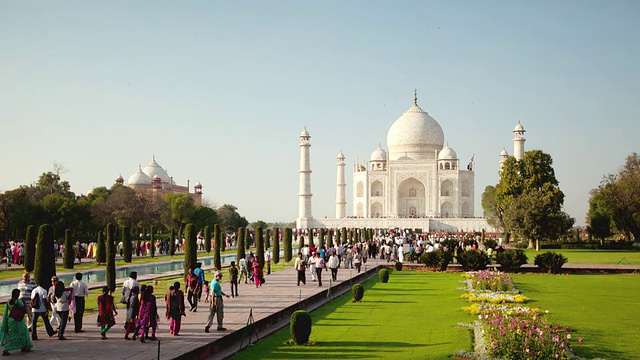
left=204, top=271, right=230, bottom=332
left=193, top=263, right=205, bottom=301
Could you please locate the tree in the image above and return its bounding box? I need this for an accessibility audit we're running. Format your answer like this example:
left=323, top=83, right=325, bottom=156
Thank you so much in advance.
left=163, top=193, right=196, bottom=236
left=123, top=225, right=132, bottom=263
left=327, top=229, right=334, bottom=249
left=251, top=220, right=267, bottom=232
left=481, top=185, right=505, bottom=233
left=24, top=225, right=36, bottom=273
left=184, top=223, right=197, bottom=278
left=586, top=188, right=613, bottom=240
left=273, top=227, right=280, bottom=264
left=33, top=224, right=56, bottom=289
left=341, top=227, right=347, bottom=245
left=105, top=223, right=116, bottom=292
left=236, top=227, right=246, bottom=262
left=95, top=231, right=106, bottom=264
left=298, top=235, right=304, bottom=254
left=204, top=225, right=212, bottom=253
left=214, top=224, right=221, bottom=270
left=256, top=227, right=265, bottom=270
left=245, top=228, right=251, bottom=250
left=150, top=226, right=156, bottom=258
left=63, top=229, right=74, bottom=269
left=169, top=228, right=176, bottom=256
left=494, top=150, right=572, bottom=248
left=592, top=153, right=640, bottom=241
left=265, top=229, right=271, bottom=249
left=218, top=204, right=249, bottom=233
left=283, top=227, right=292, bottom=262
left=193, top=206, right=217, bottom=236
left=319, top=228, right=325, bottom=250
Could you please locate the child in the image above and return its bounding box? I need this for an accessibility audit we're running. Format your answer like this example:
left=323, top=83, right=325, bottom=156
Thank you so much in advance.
left=228, top=261, right=239, bottom=297
left=202, top=281, right=210, bottom=303
left=97, top=286, right=117, bottom=339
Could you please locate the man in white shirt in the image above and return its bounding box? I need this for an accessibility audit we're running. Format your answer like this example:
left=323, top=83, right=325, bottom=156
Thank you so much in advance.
left=17, top=272, right=36, bottom=328
left=265, top=249, right=272, bottom=275
left=31, top=282, right=57, bottom=339
left=121, top=271, right=139, bottom=304
left=70, top=272, right=89, bottom=333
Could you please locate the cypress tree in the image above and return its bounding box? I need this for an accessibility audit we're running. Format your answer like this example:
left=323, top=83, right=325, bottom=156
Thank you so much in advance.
left=327, top=229, right=334, bottom=249
left=122, top=225, right=132, bottom=262
left=284, top=227, right=293, bottom=262
left=169, top=228, right=176, bottom=256
left=236, top=227, right=246, bottom=262
left=265, top=229, right=271, bottom=249
left=308, top=229, right=314, bottom=248
left=298, top=235, right=304, bottom=254
left=214, top=224, right=221, bottom=270
left=24, top=225, right=36, bottom=273
left=319, top=228, right=325, bottom=250
left=245, top=228, right=250, bottom=250
left=105, top=223, right=116, bottom=293
left=33, top=224, right=56, bottom=288
left=150, top=226, right=155, bottom=258
left=204, top=225, right=212, bottom=253
left=95, top=231, right=106, bottom=264
left=256, top=227, right=265, bottom=269
left=341, top=227, right=347, bottom=244
left=273, top=227, right=280, bottom=264
left=184, top=223, right=197, bottom=278
left=335, top=228, right=341, bottom=245
left=63, top=229, right=74, bottom=269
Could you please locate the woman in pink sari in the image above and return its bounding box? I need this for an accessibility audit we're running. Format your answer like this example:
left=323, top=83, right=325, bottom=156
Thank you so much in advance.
left=252, top=259, right=263, bottom=287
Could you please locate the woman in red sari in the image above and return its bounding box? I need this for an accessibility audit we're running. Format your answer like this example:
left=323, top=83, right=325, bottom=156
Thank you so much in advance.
left=97, top=286, right=117, bottom=339
left=133, top=287, right=152, bottom=343
left=252, top=259, right=263, bottom=287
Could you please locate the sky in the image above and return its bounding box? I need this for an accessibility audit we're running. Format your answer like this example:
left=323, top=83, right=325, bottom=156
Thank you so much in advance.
left=2, top=1, right=639, bottom=225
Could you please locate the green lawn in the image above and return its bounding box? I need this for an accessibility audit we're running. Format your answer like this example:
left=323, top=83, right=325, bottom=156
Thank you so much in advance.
left=234, top=271, right=472, bottom=360
left=513, top=273, right=640, bottom=360
left=521, top=249, right=640, bottom=265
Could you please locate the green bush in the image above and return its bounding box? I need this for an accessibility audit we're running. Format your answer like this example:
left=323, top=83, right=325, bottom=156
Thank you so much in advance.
left=290, top=310, right=312, bottom=345
left=352, top=284, right=364, bottom=302
left=483, top=238, right=498, bottom=250
left=420, top=249, right=453, bottom=271
left=63, top=229, right=74, bottom=269
left=534, top=252, right=568, bottom=274
left=24, top=225, right=36, bottom=273
left=394, top=261, right=403, bottom=271
left=495, top=249, right=528, bottom=272
left=440, top=238, right=458, bottom=251
left=457, top=250, right=490, bottom=271
left=378, top=269, right=390, bottom=283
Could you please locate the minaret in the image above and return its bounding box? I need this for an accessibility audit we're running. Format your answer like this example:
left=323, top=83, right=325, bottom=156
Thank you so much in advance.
left=335, top=151, right=346, bottom=218
left=297, top=128, right=313, bottom=227
left=513, top=121, right=526, bottom=160
left=499, top=148, right=509, bottom=170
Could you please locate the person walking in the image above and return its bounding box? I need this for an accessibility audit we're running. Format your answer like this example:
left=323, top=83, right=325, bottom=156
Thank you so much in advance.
left=30, top=282, right=57, bottom=340
left=228, top=261, right=239, bottom=297
left=121, top=272, right=139, bottom=305
left=193, top=263, right=205, bottom=302
left=185, top=268, right=199, bottom=312
left=309, top=252, right=317, bottom=282
left=47, top=276, right=60, bottom=331
left=265, top=249, right=271, bottom=275
left=97, top=286, right=117, bottom=339
left=133, top=287, right=151, bottom=342
left=70, top=273, right=89, bottom=333
left=124, top=287, right=140, bottom=340
left=354, top=248, right=363, bottom=273
left=238, top=256, right=249, bottom=284
left=252, top=258, right=263, bottom=287
left=0, top=289, right=32, bottom=355
left=17, top=273, right=36, bottom=329
left=314, top=253, right=326, bottom=287
left=165, top=282, right=185, bottom=336
left=295, top=253, right=306, bottom=286
left=52, top=280, right=71, bottom=340
left=328, top=252, right=339, bottom=281
left=204, top=271, right=230, bottom=332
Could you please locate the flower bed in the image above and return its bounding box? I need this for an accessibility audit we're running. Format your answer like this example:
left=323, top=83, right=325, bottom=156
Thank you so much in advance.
left=462, top=303, right=546, bottom=317
left=463, top=270, right=516, bottom=292
left=460, top=292, right=529, bottom=303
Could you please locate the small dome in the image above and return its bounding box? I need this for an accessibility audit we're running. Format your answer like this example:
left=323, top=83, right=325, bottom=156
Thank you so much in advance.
left=337, top=151, right=345, bottom=160
left=437, top=145, right=457, bottom=160
left=514, top=122, right=525, bottom=132
left=300, top=128, right=310, bottom=138
left=128, top=167, right=152, bottom=185
left=115, top=174, right=124, bottom=181
left=195, top=181, right=202, bottom=188
left=500, top=148, right=509, bottom=157
left=370, top=146, right=387, bottom=161
left=142, top=156, right=175, bottom=185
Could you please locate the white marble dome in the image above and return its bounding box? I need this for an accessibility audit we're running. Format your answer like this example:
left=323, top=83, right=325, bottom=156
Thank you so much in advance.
left=142, top=157, right=175, bottom=185
left=500, top=148, right=509, bottom=156
left=514, top=122, right=525, bottom=132
left=337, top=151, right=345, bottom=160
left=438, top=145, right=457, bottom=160
left=300, top=128, right=310, bottom=138
left=370, top=146, right=387, bottom=161
left=387, top=101, right=444, bottom=160
left=128, top=167, right=152, bottom=185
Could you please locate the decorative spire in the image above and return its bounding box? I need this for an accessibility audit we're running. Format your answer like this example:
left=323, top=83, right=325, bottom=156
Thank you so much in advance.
left=414, top=89, right=418, bottom=105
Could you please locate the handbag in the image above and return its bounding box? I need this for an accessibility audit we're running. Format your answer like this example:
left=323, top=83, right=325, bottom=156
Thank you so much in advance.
left=9, top=304, right=26, bottom=322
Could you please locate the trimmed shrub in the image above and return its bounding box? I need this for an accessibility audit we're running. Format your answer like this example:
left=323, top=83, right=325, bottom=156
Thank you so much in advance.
left=63, top=229, right=74, bottom=269
left=33, top=224, right=56, bottom=289
left=394, top=261, right=403, bottom=271
left=236, top=227, right=245, bottom=262
left=341, top=227, right=347, bottom=245
left=352, top=283, right=364, bottom=302
left=420, top=249, right=453, bottom=271
left=290, top=310, right=312, bottom=345
left=24, top=225, right=36, bottom=273
left=244, top=228, right=250, bottom=250
left=169, top=228, right=176, bottom=256
left=327, top=229, right=334, bottom=249
left=318, top=228, right=325, bottom=250
left=150, top=226, right=156, bottom=258
left=95, top=231, right=106, bottom=264
left=378, top=269, right=390, bottom=283
left=457, top=250, right=490, bottom=271
left=184, top=223, right=197, bottom=278
left=256, top=226, right=265, bottom=269
left=265, top=229, right=271, bottom=249
left=204, top=226, right=211, bottom=253
left=534, top=252, right=568, bottom=274
left=123, top=225, right=132, bottom=263
left=483, top=238, right=498, bottom=251
left=106, top=223, right=116, bottom=292
left=440, top=238, right=457, bottom=251
left=214, top=224, right=221, bottom=270
left=284, top=227, right=292, bottom=262
left=273, top=227, right=280, bottom=264
left=495, top=249, right=528, bottom=272
left=298, top=235, right=304, bottom=254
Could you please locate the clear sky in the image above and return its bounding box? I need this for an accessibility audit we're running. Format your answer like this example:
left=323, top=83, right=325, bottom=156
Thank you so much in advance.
left=2, top=1, right=639, bottom=225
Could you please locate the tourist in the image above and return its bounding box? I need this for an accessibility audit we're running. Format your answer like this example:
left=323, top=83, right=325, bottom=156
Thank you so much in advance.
left=345, top=246, right=353, bottom=268
left=295, top=252, right=306, bottom=286
left=328, top=251, right=339, bottom=281
left=186, top=268, right=199, bottom=312
left=53, top=280, right=71, bottom=340
left=238, top=256, right=249, bottom=284
left=146, top=286, right=159, bottom=340
left=124, top=286, right=140, bottom=340
left=97, top=286, right=117, bottom=339
left=70, top=272, right=89, bottom=333
left=246, top=252, right=255, bottom=282
left=354, top=248, right=363, bottom=273
left=252, top=258, right=264, bottom=287
left=121, top=271, right=139, bottom=305
left=165, top=282, right=185, bottom=336
left=47, top=276, right=60, bottom=330
left=228, top=261, right=239, bottom=297
left=265, top=248, right=271, bottom=275
left=204, top=271, right=230, bottom=332
left=202, top=281, right=210, bottom=302
left=309, top=252, right=317, bottom=282
left=193, top=262, right=205, bottom=301
left=314, top=252, right=326, bottom=287
left=30, top=281, right=57, bottom=340
left=17, top=272, right=36, bottom=329
left=133, top=287, right=151, bottom=342
left=0, top=289, right=32, bottom=355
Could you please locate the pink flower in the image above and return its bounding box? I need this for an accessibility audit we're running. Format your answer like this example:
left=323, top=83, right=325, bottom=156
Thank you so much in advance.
left=578, top=337, right=583, bottom=343
left=566, top=334, right=571, bottom=339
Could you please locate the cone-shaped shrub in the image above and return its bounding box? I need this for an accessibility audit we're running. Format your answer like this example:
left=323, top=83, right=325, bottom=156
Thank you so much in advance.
left=318, top=228, right=325, bottom=250
left=24, top=225, right=36, bottom=273
left=123, top=225, right=132, bottom=263
left=214, top=224, right=221, bottom=270
left=245, top=228, right=251, bottom=250
left=290, top=310, right=312, bottom=345
left=169, top=228, right=176, bottom=256
left=33, top=224, right=56, bottom=289
left=327, top=229, right=334, bottom=249
left=150, top=226, right=155, bottom=258
left=273, top=227, right=280, bottom=264
left=95, top=231, right=106, bottom=264
left=184, top=224, right=197, bottom=278
left=106, top=223, right=116, bottom=292
left=63, top=229, right=74, bottom=269
left=352, top=283, right=364, bottom=302
left=236, top=227, right=245, bottom=262
left=308, top=230, right=314, bottom=248
left=256, top=227, right=265, bottom=269
left=283, top=227, right=293, bottom=262
left=298, top=236, right=304, bottom=252
left=378, top=269, right=390, bottom=283
left=204, top=225, right=211, bottom=253
left=265, top=229, right=271, bottom=249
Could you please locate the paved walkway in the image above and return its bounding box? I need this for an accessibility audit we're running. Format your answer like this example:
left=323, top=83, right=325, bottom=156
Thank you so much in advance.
left=8, top=259, right=385, bottom=360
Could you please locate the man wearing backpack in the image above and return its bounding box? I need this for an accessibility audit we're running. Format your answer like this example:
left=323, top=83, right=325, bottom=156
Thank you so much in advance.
left=31, top=281, right=57, bottom=340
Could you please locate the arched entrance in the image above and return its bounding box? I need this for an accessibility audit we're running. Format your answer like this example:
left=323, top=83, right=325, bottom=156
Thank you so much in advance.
left=397, top=177, right=426, bottom=218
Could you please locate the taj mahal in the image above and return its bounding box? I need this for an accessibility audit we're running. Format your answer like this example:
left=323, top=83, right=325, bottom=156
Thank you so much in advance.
left=296, top=93, right=526, bottom=232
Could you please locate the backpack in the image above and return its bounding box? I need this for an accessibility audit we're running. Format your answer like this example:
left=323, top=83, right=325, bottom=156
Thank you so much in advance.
left=32, top=292, right=41, bottom=310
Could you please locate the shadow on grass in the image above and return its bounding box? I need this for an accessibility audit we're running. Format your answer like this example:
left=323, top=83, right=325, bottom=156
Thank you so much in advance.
left=268, top=341, right=444, bottom=359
